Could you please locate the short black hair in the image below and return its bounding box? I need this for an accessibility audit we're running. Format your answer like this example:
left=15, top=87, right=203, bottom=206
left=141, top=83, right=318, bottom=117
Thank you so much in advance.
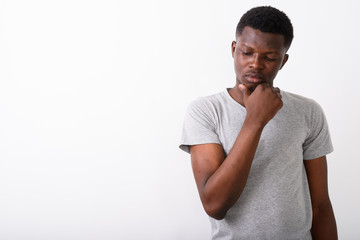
left=236, top=6, right=294, bottom=50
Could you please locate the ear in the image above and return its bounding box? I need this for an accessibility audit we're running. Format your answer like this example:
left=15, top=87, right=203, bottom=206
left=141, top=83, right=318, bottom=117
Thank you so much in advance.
left=279, top=54, right=289, bottom=70
left=231, top=41, right=236, bottom=58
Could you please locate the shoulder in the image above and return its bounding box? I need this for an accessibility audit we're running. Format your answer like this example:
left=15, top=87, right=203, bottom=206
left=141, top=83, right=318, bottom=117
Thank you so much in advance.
left=281, top=91, right=328, bottom=130
left=187, top=90, right=229, bottom=114
left=282, top=90, right=318, bottom=106
left=282, top=90, right=323, bottom=114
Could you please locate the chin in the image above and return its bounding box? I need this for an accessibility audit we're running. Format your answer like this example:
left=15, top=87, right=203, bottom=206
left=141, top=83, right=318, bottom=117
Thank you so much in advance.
left=240, top=79, right=272, bottom=92
left=242, top=82, right=260, bottom=92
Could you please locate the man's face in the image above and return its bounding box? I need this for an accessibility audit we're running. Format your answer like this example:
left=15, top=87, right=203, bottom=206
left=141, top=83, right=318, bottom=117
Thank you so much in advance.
left=232, top=26, right=289, bottom=92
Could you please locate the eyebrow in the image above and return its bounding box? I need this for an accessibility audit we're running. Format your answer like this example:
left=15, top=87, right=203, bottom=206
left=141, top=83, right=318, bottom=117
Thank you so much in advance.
left=240, top=43, right=280, bottom=54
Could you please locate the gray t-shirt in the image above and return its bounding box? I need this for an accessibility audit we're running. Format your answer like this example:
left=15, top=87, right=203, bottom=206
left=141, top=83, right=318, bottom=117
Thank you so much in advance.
left=179, top=89, right=333, bottom=240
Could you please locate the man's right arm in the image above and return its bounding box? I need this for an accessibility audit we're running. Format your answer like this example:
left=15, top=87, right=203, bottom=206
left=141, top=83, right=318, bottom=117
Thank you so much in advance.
left=190, top=83, right=283, bottom=220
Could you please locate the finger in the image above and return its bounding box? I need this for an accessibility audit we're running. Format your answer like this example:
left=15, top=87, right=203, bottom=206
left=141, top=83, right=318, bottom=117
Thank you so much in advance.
left=271, top=87, right=282, bottom=98
left=276, top=91, right=282, bottom=99
left=238, top=84, right=251, bottom=102
left=269, top=86, right=279, bottom=92
left=275, top=90, right=282, bottom=99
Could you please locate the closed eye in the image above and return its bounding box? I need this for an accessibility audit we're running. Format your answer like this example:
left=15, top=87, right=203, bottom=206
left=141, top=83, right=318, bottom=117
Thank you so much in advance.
left=240, top=50, right=252, bottom=56
left=265, top=56, right=277, bottom=61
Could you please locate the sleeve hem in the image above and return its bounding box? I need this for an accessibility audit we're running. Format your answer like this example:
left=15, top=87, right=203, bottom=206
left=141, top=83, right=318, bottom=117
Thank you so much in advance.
left=179, top=141, right=222, bottom=154
left=303, top=148, right=334, bottom=160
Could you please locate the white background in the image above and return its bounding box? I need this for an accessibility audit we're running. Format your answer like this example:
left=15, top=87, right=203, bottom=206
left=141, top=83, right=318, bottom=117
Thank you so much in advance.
left=0, top=0, right=359, bottom=239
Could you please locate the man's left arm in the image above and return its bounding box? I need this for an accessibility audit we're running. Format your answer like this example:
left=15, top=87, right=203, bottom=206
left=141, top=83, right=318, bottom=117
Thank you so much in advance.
left=304, top=155, right=338, bottom=240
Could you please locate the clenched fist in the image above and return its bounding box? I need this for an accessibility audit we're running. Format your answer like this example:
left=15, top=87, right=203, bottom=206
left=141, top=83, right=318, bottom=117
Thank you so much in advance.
left=239, top=83, right=283, bottom=128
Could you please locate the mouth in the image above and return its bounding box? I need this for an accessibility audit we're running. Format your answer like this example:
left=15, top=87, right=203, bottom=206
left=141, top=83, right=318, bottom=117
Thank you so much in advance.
left=244, top=73, right=264, bottom=84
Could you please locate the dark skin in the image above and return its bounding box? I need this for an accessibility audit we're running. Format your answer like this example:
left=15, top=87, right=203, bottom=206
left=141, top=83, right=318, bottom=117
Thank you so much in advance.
left=190, top=26, right=337, bottom=239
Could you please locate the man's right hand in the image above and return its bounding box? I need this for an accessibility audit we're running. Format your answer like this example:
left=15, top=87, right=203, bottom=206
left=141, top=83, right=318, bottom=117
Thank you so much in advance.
left=239, top=83, right=283, bottom=128
left=190, top=83, right=284, bottom=220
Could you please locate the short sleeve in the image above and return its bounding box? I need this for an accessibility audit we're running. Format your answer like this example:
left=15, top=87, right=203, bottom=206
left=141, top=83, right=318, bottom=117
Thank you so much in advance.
left=179, top=98, right=221, bottom=153
left=303, top=101, right=333, bottom=160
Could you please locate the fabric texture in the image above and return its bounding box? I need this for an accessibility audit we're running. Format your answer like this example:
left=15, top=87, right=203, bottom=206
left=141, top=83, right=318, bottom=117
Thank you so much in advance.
left=179, top=89, right=333, bottom=240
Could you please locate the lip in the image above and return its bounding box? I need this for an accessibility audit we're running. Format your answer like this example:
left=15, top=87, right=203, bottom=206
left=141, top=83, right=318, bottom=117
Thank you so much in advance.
left=244, top=73, right=264, bottom=83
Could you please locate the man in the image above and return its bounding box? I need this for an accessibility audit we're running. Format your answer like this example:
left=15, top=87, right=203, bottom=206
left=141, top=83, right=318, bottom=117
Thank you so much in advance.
left=179, top=6, right=337, bottom=239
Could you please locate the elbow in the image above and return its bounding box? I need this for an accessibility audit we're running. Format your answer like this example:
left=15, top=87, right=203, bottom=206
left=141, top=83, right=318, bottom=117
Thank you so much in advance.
left=210, top=212, right=227, bottom=221
left=200, top=188, right=233, bottom=220
left=203, top=202, right=228, bottom=220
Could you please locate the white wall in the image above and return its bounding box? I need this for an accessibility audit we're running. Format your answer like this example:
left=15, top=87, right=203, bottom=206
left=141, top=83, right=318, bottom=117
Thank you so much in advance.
left=0, top=0, right=359, bottom=239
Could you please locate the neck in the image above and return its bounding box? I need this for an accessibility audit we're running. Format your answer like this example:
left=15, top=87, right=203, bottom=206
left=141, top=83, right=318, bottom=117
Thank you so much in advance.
left=228, top=84, right=245, bottom=107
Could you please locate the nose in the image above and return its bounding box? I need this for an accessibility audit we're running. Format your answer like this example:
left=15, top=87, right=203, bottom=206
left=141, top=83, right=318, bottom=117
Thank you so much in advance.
left=249, top=54, right=264, bottom=69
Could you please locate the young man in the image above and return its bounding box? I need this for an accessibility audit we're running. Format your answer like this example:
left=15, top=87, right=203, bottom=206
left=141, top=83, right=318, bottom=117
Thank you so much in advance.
left=179, top=6, right=337, bottom=239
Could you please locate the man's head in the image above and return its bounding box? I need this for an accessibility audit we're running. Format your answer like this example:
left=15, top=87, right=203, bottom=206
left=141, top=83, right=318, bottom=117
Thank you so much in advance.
left=236, top=6, right=293, bottom=50
left=232, top=6, right=293, bottom=92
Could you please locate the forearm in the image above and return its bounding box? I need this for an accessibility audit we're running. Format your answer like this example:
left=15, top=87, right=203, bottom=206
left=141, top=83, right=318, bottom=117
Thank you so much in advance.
left=311, top=200, right=338, bottom=240
left=201, top=118, right=264, bottom=218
